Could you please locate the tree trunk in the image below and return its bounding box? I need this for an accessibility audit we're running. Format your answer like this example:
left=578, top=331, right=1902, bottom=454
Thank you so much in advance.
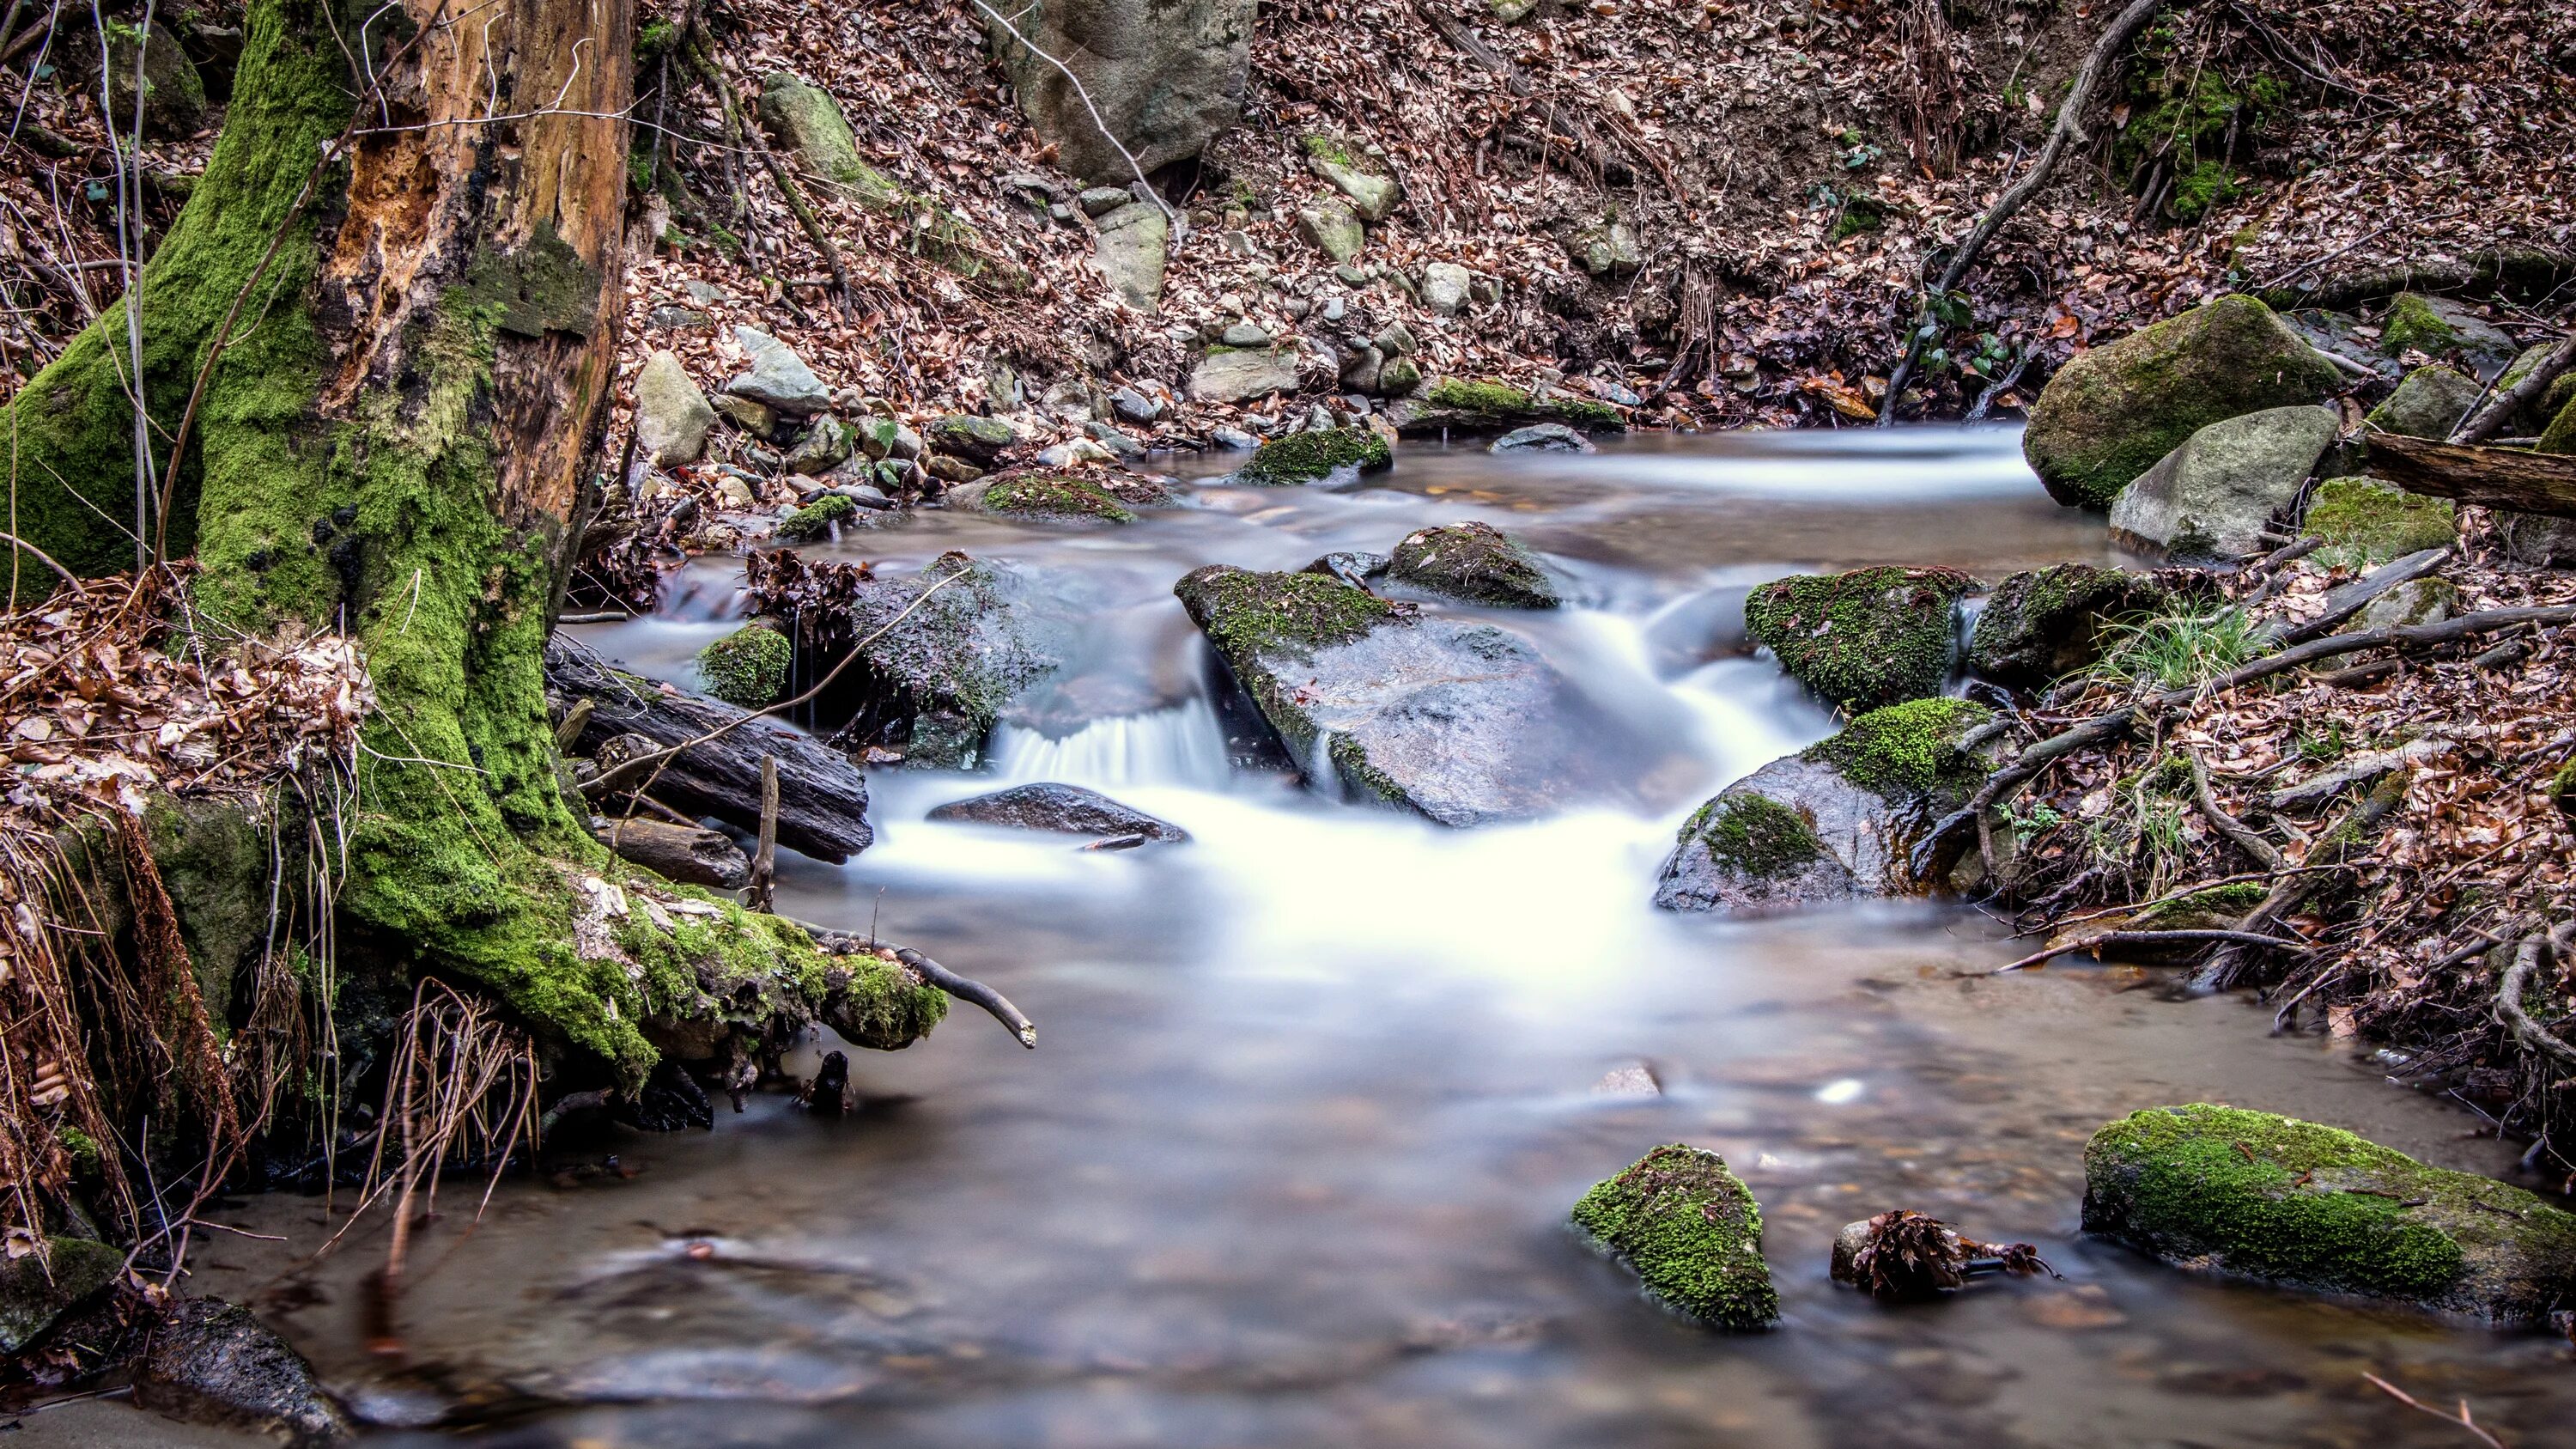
left=3, top=0, right=689, bottom=1079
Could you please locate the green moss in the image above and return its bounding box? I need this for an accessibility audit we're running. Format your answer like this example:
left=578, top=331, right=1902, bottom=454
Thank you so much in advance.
left=2537, top=385, right=2576, bottom=455
left=1237, top=426, right=1393, bottom=485
left=54, top=1125, right=100, bottom=1174
left=1571, top=1144, right=1779, bottom=1330
left=1745, top=566, right=1974, bottom=710
left=2547, top=759, right=2576, bottom=819
left=2169, top=161, right=2238, bottom=222
left=979, top=471, right=1136, bottom=522
left=2379, top=293, right=2458, bottom=357
left=777, top=493, right=856, bottom=540
left=1303, top=134, right=1357, bottom=167
left=1173, top=564, right=1397, bottom=660
left=2084, top=1105, right=2496, bottom=1300
left=1829, top=192, right=1885, bottom=240
left=1694, top=794, right=1823, bottom=874
left=1386, top=521, right=1557, bottom=607
left=2303, top=478, right=2456, bottom=566
left=2134, top=880, right=2268, bottom=929
left=1422, top=378, right=1622, bottom=430
left=1802, top=697, right=1993, bottom=799
left=611, top=898, right=945, bottom=1050
left=696, top=624, right=792, bottom=706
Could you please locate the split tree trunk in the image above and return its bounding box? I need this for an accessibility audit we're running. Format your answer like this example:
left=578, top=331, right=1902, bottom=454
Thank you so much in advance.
left=4, top=0, right=671, bottom=1072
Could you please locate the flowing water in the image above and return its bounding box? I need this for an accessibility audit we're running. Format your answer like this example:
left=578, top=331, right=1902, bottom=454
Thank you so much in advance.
left=143, top=430, right=2576, bottom=1446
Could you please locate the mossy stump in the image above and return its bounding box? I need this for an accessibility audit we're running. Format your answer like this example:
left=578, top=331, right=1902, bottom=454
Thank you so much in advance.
left=2083, top=1105, right=2576, bottom=1322
left=1745, top=567, right=1972, bottom=712
left=1236, top=427, right=1393, bottom=485
left=1571, top=1144, right=1779, bottom=1330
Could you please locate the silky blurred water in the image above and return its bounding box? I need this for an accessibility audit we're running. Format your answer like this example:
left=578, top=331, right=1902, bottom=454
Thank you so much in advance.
left=162, top=429, right=2576, bottom=1449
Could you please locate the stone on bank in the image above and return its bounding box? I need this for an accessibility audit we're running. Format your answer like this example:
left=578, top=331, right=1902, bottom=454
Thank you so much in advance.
left=1571, top=1144, right=1779, bottom=1330
left=2082, top=1105, right=2576, bottom=1322
left=1743, top=566, right=1972, bottom=712
left=2106, top=405, right=2340, bottom=563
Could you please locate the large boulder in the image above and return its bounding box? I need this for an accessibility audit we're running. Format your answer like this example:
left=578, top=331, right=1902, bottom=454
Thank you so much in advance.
left=1743, top=566, right=1972, bottom=712
left=2023, top=295, right=2343, bottom=508
left=2083, top=1105, right=2576, bottom=1323
left=1188, top=345, right=1304, bottom=405
left=0, top=1235, right=123, bottom=1355
left=723, top=326, right=830, bottom=415
left=1093, top=201, right=1169, bottom=308
left=135, top=1298, right=354, bottom=1444
left=1656, top=697, right=1992, bottom=912
left=1967, top=563, right=2167, bottom=690
left=2301, top=477, right=2457, bottom=567
left=2364, top=364, right=2483, bottom=440
left=1571, top=1144, right=1779, bottom=1330
left=1174, top=565, right=1634, bottom=825
left=1236, top=425, right=1390, bottom=484
left=2107, top=405, right=2341, bottom=563
left=927, top=782, right=1186, bottom=842
left=632, top=351, right=716, bottom=466
left=1386, top=521, right=1558, bottom=607
left=988, top=0, right=1255, bottom=183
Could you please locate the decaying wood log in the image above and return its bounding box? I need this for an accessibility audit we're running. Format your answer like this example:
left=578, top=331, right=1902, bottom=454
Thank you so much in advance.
left=596, top=816, right=750, bottom=889
left=546, top=635, right=873, bottom=862
left=2366, top=434, right=2576, bottom=518
left=2253, top=546, right=2450, bottom=647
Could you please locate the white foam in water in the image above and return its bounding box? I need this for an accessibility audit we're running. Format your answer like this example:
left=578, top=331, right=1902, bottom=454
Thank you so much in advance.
left=987, top=699, right=1232, bottom=791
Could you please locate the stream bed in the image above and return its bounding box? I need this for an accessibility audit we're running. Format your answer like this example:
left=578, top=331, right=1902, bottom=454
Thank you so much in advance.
left=148, top=430, right=2576, bottom=1446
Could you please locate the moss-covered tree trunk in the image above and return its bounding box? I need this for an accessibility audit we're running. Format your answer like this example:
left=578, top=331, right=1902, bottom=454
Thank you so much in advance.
left=3, top=0, right=680, bottom=1075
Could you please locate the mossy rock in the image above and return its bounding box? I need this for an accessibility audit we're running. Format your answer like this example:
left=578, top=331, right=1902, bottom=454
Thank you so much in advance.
left=1801, top=696, right=1993, bottom=801
left=2540, top=384, right=2576, bottom=455
left=817, top=552, right=1064, bottom=769
left=0, top=1236, right=124, bottom=1354
left=776, top=493, right=856, bottom=540
left=1236, top=426, right=1392, bottom=485
left=2023, top=295, right=2342, bottom=508
left=1408, top=378, right=1624, bottom=433
left=1173, top=563, right=1399, bottom=660
left=2375, top=294, right=2456, bottom=357
left=927, top=413, right=1018, bottom=464
left=2549, top=759, right=2576, bottom=819
left=2302, top=477, right=2456, bottom=567
left=1657, top=790, right=1854, bottom=912
left=1967, top=563, right=2166, bottom=690
left=1386, top=521, right=1558, bottom=607
left=2364, top=364, right=2483, bottom=441
left=1745, top=566, right=1973, bottom=711
left=2083, top=1105, right=2576, bottom=1321
left=957, top=471, right=1137, bottom=523
left=1571, top=1144, right=1779, bottom=1330
left=696, top=624, right=792, bottom=707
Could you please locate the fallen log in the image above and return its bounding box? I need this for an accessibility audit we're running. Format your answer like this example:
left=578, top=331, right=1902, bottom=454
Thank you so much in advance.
left=545, top=635, right=873, bottom=863
left=595, top=816, right=751, bottom=889
left=2252, top=546, right=2449, bottom=647
left=2365, top=434, right=2576, bottom=518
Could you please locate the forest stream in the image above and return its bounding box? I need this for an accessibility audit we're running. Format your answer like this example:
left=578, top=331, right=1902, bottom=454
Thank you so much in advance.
left=12, top=430, right=2525, bottom=1447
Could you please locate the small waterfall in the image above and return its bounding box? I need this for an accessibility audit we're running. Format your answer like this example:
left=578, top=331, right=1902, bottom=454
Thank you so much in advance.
left=1306, top=727, right=1346, bottom=804
left=987, top=699, right=1232, bottom=790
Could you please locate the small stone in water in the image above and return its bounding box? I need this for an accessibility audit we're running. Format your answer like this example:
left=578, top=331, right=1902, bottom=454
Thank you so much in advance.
left=1591, top=1062, right=1661, bottom=1098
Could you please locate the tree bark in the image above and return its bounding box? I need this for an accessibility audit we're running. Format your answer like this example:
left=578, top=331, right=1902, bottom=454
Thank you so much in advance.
left=2366, top=433, right=2576, bottom=518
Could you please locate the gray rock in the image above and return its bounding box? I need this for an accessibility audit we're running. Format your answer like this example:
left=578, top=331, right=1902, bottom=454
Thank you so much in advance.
left=107, top=21, right=207, bottom=138
left=1373, top=321, right=1418, bottom=358
left=1388, top=521, right=1559, bottom=608
left=1297, top=201, right=1364, bottom=264
left=1093, top=201, right=1170, bottom=309
left=1490, top=423, right=1593, bottom=453
left=2283, top=308, right=2391, bottom=377
left=1301, top=550, right=1390, bottom=588
left=1339, top=344, right=1384, bottom=394
left=1656, top=697, right=1996, bottom=912
left=988, top=0, right=1255, bottom=183
left=1, top=1236, right=122, bottom=1355
left=135, top=1299, right=353, bottom=1445
left=2108, top=405, right=2342, bottom=563
left=724, top=326, right=831, bottom=414
left=1078, top=186, right=1133, bottom=217
left=714, top=393, right=777, bottom=438
left=1220, top=320, right=1271, bottom=347
left=1420, top=262, right=1472, bottom=317
left=683, top=280, right=729, bottom=304
left=1590, top=1062, right=1662, bottom=1098
left=927, top=413, right=1018, bottom=464
left=791, top=554, right=1066, bottom=769
left=1378, top=356, right=1422, bottom=398
left=927, top=782, right=1188, bottom=841
left=2366, top=364, right=2483, bottom=440
left=2499, top=512, right=2576, bottom=569
left=1307, top=146, right=1401, bottom=221
left=1175, top=565, right=1644, bottom=825
left=633, top=350, right=716, bottom=466
left=783, top=415, right=854, bottom=476
left=758, top=75, right=902, bottom=204
left=1561, top=217, right=1642, bottom=277
left=1110, top=386, right=1164, bottom=424
left=1211, top=426, right=1262, bottom=450
left=646, top=304, right=713, bottom=332
left=1083, top=420, right=1147, bottom=459
left=1967, top=563, right=2169, bottom=690
left=2379, top=293, right=2520, bottom=380
left=1188, top=345, right=1304, bottom=404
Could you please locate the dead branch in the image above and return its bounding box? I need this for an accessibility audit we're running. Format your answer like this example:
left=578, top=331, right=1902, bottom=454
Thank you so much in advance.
left=1880, top=0, right=2164, bottom=422
left=896, top=947, right=1036, bottom=1048
left=1985, top=928, right=2312, bottom=975
left=2495, top=926, right=2576, bottom=1072
left=2366, top=433, right=2576, bottom=518
left=2362, top=1373, right=2510, bottom=1449
left=2453, top=332, right=2576, bottom=445
left=2188, top=748, right=2287, bottom=870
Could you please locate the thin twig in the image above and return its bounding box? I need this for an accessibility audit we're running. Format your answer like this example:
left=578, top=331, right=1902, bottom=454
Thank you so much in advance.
left=2362, top=1373, right=2508, bottom=1449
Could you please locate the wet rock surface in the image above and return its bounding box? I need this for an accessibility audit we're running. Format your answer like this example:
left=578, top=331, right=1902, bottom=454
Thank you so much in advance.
left=927, top=782, right=1188, bottom=842
left=0, top=1235, right=122, bottom=1354
left=1571, top=1144, right=1778, bottom=1330
left=136, top=1299, right=354, bottom=1445
left=1967, top=563, right=2167, bottom=691
left=1744, top=566, right=1971, bottom=712
left=1385, top=521, right=1559, bottom=608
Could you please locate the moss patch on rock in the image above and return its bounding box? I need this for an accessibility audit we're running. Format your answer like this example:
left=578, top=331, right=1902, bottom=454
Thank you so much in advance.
left=2378, top=293, right=2459, bottom=356
left=1802, top=697, right=1994, bottom=800
left=1690, top=793, right=1824, bottom=874
left=2022, top=295, right=2343, bottom=508
left=1745, top=566, right=1973, bottom=711
left=1422, top=378, right=1623, bottom=430
left=1173, top=564, right=1399, bottom=660
left=1386, top=521, right=1558, bottom=607
left=1571, top=1144, right=1779, bottom=1330
left=2303, top=477, right=2456, bottom=566
left=977, top=471, right=1137, bottom=522
left=1967, top=563, right=2166, bottom=690
left=2083, top=1105, right=2576, bottom=1320
left=776, top=493, right=856, bottom=540
left=696, top=624, right=792, bottom=707
left=1237, top=426, right=1393, bottom=485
